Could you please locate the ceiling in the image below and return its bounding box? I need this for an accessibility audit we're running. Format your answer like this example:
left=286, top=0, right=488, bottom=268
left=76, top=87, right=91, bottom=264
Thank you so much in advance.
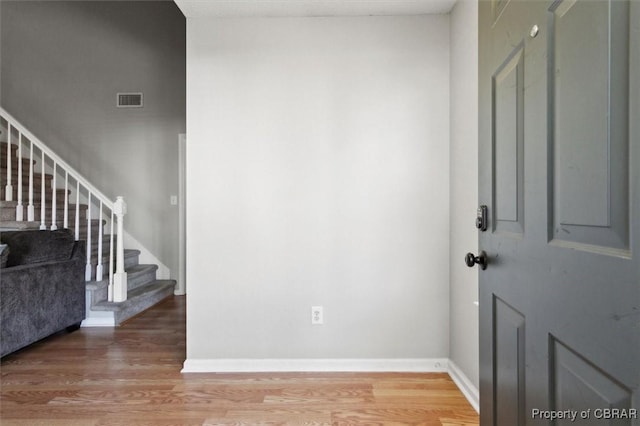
left=173, top=0, right=458, bottom=18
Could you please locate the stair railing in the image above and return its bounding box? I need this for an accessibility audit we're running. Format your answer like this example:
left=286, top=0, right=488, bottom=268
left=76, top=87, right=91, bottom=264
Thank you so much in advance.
left=1, top=107, right=128, bottom=302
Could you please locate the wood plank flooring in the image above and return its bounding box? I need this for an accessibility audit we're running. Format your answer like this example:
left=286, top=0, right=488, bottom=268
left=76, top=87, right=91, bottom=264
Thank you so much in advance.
left=1, top=296, right=479, bottom=425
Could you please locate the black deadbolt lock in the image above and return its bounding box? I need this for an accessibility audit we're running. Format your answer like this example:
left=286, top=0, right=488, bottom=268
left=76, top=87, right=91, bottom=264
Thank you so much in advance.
left=476, top=205, right=488, bottom=231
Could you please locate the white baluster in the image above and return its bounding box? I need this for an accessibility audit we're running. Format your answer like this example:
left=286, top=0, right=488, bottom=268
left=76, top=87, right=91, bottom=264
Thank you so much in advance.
left=27, top=141, right=34, bottom=221
left=96, top=201, right=104, bottom=282
left=16, top=133, right=23, bottom=221
left=50, top=163, right=58, bottom=230
left=74, top=181, right=80, bottom=240
left=108, top=211, right=114, bottom=302
left=40, top=150, right=46, bottom=230
left=112, top=196, right=128, bottom=302
left=63, top=171, right=69, bottom=229
left=85, top=193, right=92, bottom=282
left=5, top=124, right=13, bottom=201
left=0, top=109, right=132, bottom=299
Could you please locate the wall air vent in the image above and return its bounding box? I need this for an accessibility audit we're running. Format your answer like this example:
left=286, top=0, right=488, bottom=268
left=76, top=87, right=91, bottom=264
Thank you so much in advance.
left=117, top=92, right=143, bottom=108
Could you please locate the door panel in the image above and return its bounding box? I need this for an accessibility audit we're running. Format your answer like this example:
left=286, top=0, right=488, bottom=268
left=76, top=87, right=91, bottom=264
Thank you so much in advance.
left=552, top=0, right=610, bottom=228
left=493, top=45, right=525, bottom=234
left=493, top=296, right=526, bottom=426
left=550, top=338, right=633, bottom=426
left=478, top=0, right=639, bottom=424
left=549, top=0, right=631, bottom=253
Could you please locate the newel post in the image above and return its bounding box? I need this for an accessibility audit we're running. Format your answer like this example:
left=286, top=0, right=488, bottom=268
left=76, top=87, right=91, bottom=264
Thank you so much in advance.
left=112, top=196, right=128, bottom=302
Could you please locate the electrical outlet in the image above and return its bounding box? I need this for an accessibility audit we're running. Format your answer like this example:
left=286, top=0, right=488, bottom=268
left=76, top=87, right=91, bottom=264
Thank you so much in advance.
left=311, top=306, right=323, bottom=325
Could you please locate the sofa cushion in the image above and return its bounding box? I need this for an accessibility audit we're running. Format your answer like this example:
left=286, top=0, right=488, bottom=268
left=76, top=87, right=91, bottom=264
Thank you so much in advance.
left=0, top=230, right=76, bottom=267
left=0, top=244, right=8, bottom=268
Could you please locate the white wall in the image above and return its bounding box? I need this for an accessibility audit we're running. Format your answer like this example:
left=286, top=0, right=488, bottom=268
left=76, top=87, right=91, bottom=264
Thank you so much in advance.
left=449, top=0, right=479, bottom=392
left=186, top=16, right=450, bottom=366
left=0, top=1, right=185, bottom=278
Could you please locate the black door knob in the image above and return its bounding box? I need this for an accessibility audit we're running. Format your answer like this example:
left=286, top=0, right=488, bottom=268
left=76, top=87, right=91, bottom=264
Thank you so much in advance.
left=465, top=251, right=487, bottom=270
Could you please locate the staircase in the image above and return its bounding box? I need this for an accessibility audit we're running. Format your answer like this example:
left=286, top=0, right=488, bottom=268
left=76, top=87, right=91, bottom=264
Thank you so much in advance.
left=84, top=245, right=176, bottom=326
left=1, top=117, right=175, bottom=326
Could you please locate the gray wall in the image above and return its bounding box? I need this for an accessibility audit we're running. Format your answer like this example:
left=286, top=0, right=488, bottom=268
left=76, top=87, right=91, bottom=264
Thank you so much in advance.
left=185, top=16, right=451, bottom=366
left=449, top=0, right=479, bottom=390
left=0, top=1, right=185, bottom=277
left=0, top=1, right=3, bottom=104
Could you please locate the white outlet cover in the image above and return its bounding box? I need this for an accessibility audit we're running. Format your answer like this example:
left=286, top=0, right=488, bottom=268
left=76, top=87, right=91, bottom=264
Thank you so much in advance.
left=311, top=306, right=323, bottom=325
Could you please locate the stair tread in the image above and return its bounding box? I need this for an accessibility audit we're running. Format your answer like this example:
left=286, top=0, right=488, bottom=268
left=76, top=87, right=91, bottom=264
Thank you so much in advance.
left=89, top=249, right=140, bottom=269
left=90, top=280, right=175, bottom=311
left=0, top=219, right=103, bottom=229
left=0, top=200, right=88, bottom=209
left=126, top=264, right=158, bottom=275
left=0, top=220, right=41, bottom=230
left=91, top=248, right=140, bottom=256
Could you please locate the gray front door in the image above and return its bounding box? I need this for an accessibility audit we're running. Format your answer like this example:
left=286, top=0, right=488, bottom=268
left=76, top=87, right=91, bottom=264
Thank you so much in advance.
left=478, top=0, right=639, bottom=424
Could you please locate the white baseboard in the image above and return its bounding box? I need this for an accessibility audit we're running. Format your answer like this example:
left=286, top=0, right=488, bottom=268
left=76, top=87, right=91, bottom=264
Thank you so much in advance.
left=81, top=316, right=115, bottom=327
left=181, top=357, right=479, bottom=413
left=182, top=358, right=449, bottom=373
left=447, top=360, right=480, bottom=413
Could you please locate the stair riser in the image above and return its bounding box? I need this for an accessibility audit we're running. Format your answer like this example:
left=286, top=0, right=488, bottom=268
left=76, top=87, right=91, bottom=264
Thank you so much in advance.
left=2, top=170, right=58, bottom=190
left=0, top=158, right=37, bottom=173
left=89, top=241, right=118, bottom=257
left=89, top=242, right=121, bottom=258
left=0, top=177, right=55, bottom=194
left=125, top=253, right=139, bottom=270
left=88, top=283, right=109, bottom=306
left=0, top=154, right=21, bottom=163
left=0, top=188, right=69, bottom=203
left=43, top=221, right=104, bottom=240
left=127, top=268, right=158, bottom=292
left=114, top=286, right=174, bottom=325
left=0, top=205, right=88, bottom=222
left=94, top=236, right=118, bottom=250
left=89, top=281, right=175, bottom=325
left=1, top=141, right=19, bottom=149
left=0, top=146, right=47, bottom=163
left=9, top=219, right=102, bottom=233
left=86, top=252, right=140, bottom=280
left=77, top=227, right=106, bottom=242
left=0, top=166, right=53, bottom=182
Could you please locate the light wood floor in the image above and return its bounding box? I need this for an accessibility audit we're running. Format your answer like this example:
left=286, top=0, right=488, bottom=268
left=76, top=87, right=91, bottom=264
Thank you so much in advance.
left=1, top=296, right=479, bottom=425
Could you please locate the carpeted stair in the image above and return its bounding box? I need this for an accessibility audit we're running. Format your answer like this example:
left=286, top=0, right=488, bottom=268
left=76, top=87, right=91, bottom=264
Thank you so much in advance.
left=1, top=140, right=175, bottom=326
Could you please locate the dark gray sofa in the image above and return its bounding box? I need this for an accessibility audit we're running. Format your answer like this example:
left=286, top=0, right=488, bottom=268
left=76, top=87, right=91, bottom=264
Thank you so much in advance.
left=1, top=229, right=86, bottom=358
